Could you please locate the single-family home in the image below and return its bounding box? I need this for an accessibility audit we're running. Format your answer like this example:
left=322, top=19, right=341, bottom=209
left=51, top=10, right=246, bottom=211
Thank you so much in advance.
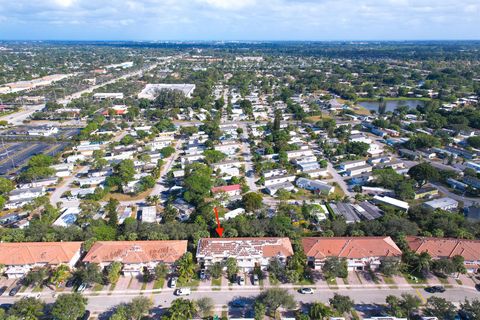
left=296, top=178, right=334, bottom=194
left=423, top=197, right=458, bottom=211
left=211, top=184, right=242, bottom=197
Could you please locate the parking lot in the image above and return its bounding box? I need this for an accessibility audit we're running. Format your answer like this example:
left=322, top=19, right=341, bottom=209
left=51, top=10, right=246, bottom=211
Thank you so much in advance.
left=0, top=141, right=69, bottom=176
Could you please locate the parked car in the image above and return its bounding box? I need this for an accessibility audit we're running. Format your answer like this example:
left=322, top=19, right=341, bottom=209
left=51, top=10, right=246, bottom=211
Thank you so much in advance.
left=66, top=278, right=76, bottom=288
left=174, top=288, right=191, bottom=296
left=78, top=310, right=91, bottom=320
left=475, top=284, right=480, bottom=292
left=9, top=286, right=21, bottom=297
left=76, top=283, right=88, bottom=292
left=0, top=286, right=8, bottom=296
left=252, top=274, right=259, bottom=285
left=425, top=286, right=445, bottom=293
left=199, top=269, right=206, bottom=280
left=231, top=298, right=249, bottom=308
left=238, top=275, right=245, bottom=286
left=169, top=277, right=178, bottom=288
left=0, top=304, right=13, bottom=311
left=299, top=287, right=315, bottom=294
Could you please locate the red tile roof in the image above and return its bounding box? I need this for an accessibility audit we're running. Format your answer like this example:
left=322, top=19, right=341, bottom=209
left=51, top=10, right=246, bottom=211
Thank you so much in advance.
left=211, top=184, right=241, bottom=193
left=197, top=237, right=293, bottom=258
left=302, top=237, right=402, bottom=259
left=0, top=242, right=82, bottom=266
left=83, top=241, right=187, bottom=264
left=406, top=236, right=480, bottom=261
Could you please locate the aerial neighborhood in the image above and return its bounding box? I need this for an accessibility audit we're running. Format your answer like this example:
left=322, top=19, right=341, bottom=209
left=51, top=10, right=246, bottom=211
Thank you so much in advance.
left=0, top=40, right=479, bottom=320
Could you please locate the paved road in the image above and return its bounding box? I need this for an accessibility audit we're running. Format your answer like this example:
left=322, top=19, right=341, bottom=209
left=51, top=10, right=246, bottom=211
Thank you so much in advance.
left=0, top=104, right=46, bottom=125
left=326, top=162, right=353, bottom=198
left=1, top=286, right=477, bottom=314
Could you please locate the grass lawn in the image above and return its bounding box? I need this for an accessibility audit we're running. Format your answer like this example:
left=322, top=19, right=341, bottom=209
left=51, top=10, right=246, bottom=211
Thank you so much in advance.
left=269, top=274, right=280, bottom=285
left=383, top=276, right=398, bottom=289
left=153, top=278, right=164, bottom=290
left=127, top=277, right=134, bottom=289
left=109, top=283, right=117, bottom=291
left=437, top=276, right=449, bottom=285
left=455, top=279, right=463, bottom=285
left=93, top=283, right=104, bottom=292
left=178, top=278, right=200, bottom=289
left=211, top=277, right=222, bottom=287
left=140, top=282, right=147, bottom=291
left=327, top=278, right=338, bottom=289
left=342, top=277, right=349, bottom=285
left=403, top=273, right=427, bottom=285
left=32, top=286, right=43, bottom=293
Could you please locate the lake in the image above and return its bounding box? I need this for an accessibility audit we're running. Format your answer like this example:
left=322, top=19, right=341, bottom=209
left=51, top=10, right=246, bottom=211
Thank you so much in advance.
left=358, top=99, right=425, bottom=113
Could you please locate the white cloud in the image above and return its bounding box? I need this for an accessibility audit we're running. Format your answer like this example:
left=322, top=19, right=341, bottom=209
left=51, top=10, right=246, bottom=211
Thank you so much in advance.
left=197, top=0, right=256, bottom=10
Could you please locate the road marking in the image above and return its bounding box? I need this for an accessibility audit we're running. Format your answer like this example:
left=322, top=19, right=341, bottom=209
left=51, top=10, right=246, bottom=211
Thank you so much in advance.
left=415, top=288, right=427, bottom=304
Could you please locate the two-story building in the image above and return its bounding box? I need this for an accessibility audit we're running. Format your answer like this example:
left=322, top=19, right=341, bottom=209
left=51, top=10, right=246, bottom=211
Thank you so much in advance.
left=82, top=240, right=188, bottom=277
left=0, top=242, right=82, bottom=278
left=196, top=238, right=294, bottom=272
left=302, top=237, right=402, bottom=271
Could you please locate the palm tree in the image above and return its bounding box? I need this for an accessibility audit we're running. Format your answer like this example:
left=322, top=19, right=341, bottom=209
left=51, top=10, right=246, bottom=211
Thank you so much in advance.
left=176, top=252, right=196, bottom=283
left=309, top=302, right=333, bottom=320
left=413, top=252, right=432, bottom=276
left=50, top=265, right=71, bottom=287
left=169, top=298, right=198, bottom=320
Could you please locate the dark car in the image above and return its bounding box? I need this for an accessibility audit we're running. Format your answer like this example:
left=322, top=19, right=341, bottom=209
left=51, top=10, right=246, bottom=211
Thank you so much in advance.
left=0, top=286, right=8, bottom=296
left=0, top=304, right=13, bottom=311
left=66, top=278, right=76, bottom=288
left=425, top=286, right=446, bottom=293
left=475, top=284, right=480, bottom=292
left=78, top=310, right=91, bottom=320
left=9, top=286, right=21, bottom=297
left=231, top=299, right=249, bottom=308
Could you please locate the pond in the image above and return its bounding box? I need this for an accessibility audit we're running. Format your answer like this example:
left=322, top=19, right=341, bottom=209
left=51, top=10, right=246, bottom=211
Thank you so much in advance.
left=358, top=99, right=425, bottom=113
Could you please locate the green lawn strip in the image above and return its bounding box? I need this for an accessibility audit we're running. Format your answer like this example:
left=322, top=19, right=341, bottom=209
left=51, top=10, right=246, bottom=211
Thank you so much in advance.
left=153, top=278, right=164, bottom=290
left=32, top=286, right=43, bottom=293
left=140, top=282, right=147, bottom=291
left=296, top=278, right=315, bottom=286
left=403, top=273, right=427, bottom=285
left=211, top=277, right=222, bottom=287
left=383, top=276, right=398, bottom=289
left=455, top=279, right=463, bottom=285
left=93, top=283, right=104, bottom=292
left=127, top=277, right=134, bottom=289
left=327, top=278, right=338, bottom=289
left=342, top=277, right=349, bottom=285
left=178, top=278, right=200, bottom=290
left=269, top=274, right=280, bottom=285
left=437, top=276, right=449, bottom=285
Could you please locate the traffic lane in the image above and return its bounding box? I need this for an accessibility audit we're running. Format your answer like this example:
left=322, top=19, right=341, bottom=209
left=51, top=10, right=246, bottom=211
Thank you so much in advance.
left=1, top=287, right=478, bottom=313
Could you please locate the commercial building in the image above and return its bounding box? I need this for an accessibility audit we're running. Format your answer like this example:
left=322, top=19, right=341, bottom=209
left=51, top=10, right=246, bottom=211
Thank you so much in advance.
left=138, top=84, right=196, bottom=100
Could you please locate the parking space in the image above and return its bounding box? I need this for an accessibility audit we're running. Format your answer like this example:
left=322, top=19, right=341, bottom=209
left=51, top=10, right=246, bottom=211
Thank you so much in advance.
left=358, top=271, right=377, bottom=285
left=114, top=276, right=131, bottom=291
left=127, top=277, right=144, bottom=290
left=348, top=272, right=363, bottom=285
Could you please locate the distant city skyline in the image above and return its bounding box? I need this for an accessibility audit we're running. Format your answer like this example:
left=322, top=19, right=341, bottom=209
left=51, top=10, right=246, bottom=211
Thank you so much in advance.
left=0, top=0, right=479, bottom=40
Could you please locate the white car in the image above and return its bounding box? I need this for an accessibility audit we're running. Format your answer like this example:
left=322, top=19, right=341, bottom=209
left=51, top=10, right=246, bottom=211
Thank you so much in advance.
left=299, top=287, right=315, bottom=294
left=238, top=275, right=245, bottom=285
left=169, top=277, right=177, bottom=288
left=175, top=288, right=191, bottom=296
left=77, top=283, right=88, bottom=292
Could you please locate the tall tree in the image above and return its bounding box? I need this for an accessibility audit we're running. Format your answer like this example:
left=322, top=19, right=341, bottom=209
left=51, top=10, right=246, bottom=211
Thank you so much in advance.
left=51, top=293, right=87, bottom=320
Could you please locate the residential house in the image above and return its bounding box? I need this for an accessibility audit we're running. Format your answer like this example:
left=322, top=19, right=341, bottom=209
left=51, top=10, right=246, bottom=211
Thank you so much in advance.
left=346, top=165, right=372, bottom=177
left=211, top=184, right=242, bottom=197
left=339, top=160, right=367, bottom=171
left=286, top=149, right=314, bottom=161
left=406, top=236, right=480, bottom=273
left=302, top=237, right=402, bottom=271
left=83, top=241, right=188, bottom=276
left=414, top=186, right=439, bottom=200
left=296, top=178, right=334, bottom=194
left=265, top=181, right=295, bottom=196
left=196, top=238, right=294, bottom=272
left=423, top=197, right=458, bottom=211
left=264, top=175, right=296, bottom=187
left=0, top=242, right=82, bottom=278
left=373, top=195, right=409, bottom=211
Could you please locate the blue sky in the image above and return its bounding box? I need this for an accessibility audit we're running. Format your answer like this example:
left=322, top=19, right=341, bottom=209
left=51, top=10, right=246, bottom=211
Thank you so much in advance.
left=0, top=0, right=479, bottom=40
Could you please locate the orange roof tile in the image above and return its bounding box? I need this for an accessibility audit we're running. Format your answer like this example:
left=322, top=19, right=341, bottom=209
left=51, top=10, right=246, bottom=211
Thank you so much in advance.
left=406, top=236, right=480, bottom=261
left=83, top=241, right=187, bottom=264
left=0, top=242, right=82, bottom=266
left=302, top=237, right=402, bottom=259
left=197, top=237, right=293, bottom=258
